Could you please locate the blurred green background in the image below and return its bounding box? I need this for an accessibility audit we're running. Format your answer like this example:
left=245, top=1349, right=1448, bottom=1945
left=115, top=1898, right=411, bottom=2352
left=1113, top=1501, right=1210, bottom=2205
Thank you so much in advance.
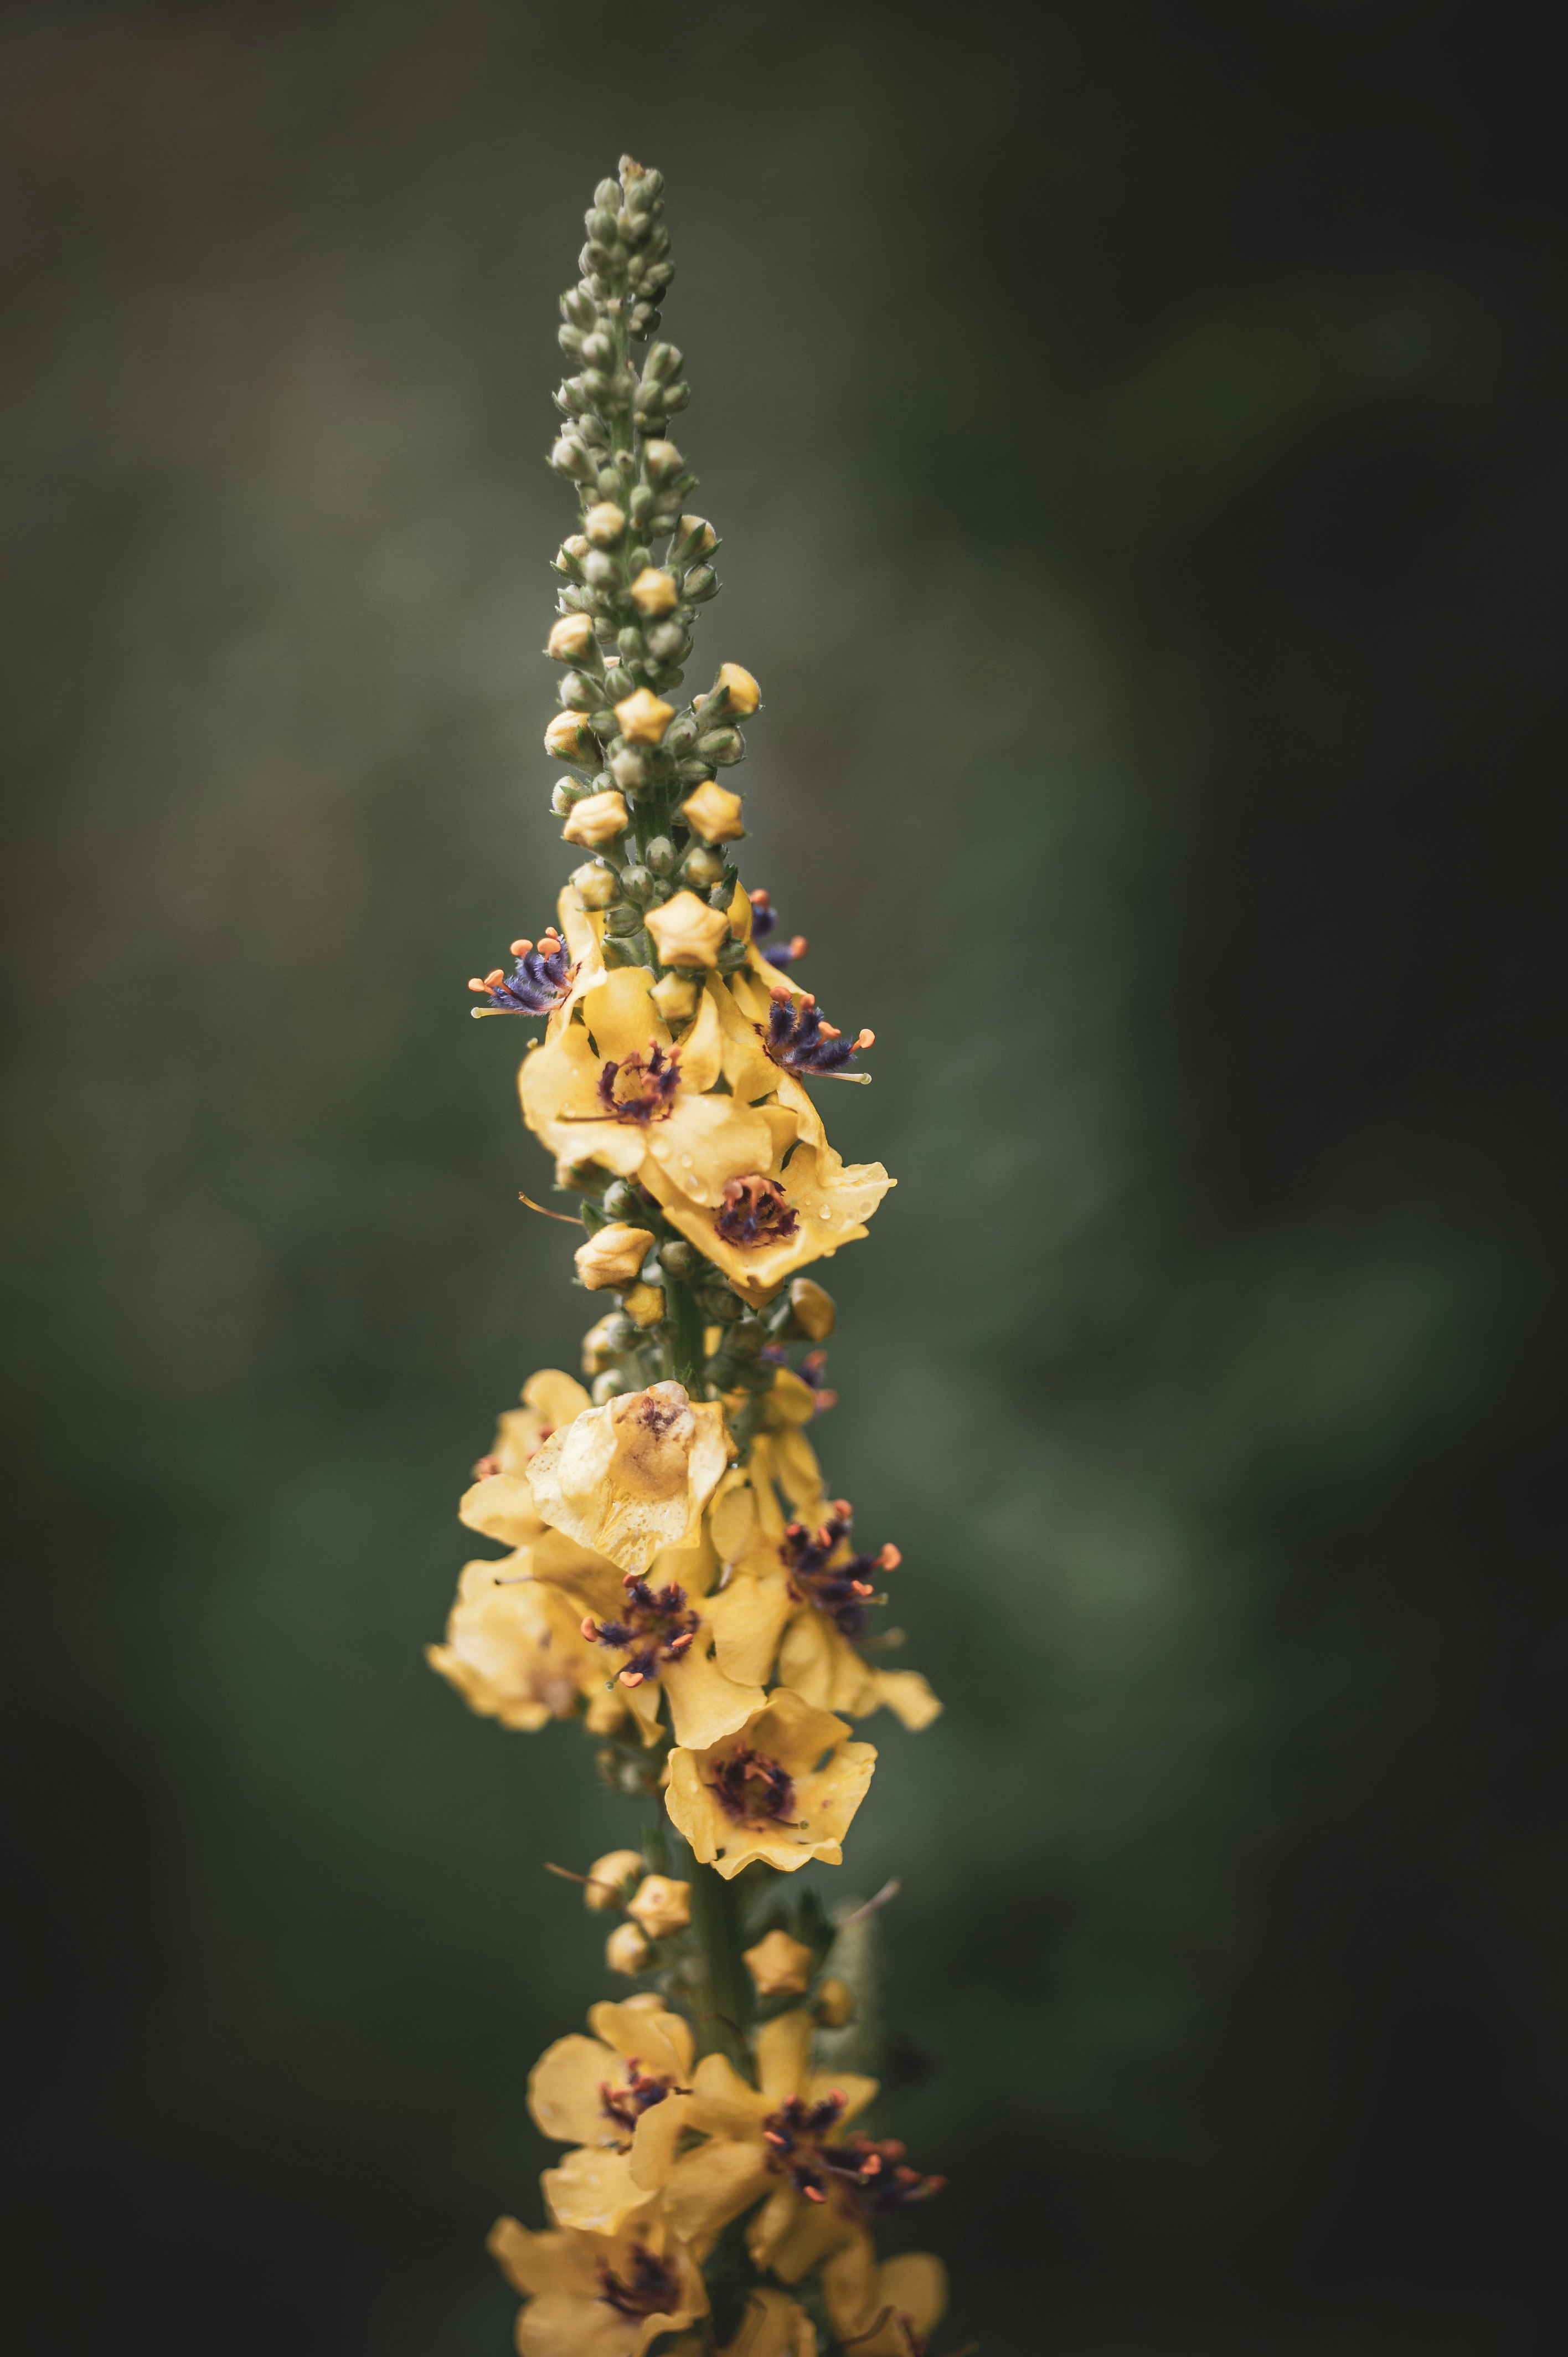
left=3, top=3, right=1564, bottom=2351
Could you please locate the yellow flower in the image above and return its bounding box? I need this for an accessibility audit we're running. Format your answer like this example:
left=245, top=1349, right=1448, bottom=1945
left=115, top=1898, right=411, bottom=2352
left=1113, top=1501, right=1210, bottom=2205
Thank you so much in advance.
left=824, top=2232, right=948, bottom=2357
left=662, top=2009, right=876, bottom=2278
left=704, top=1472, right=941, bottom=1732
left=787, top=1277, right=835, bottom=1340
left=488, top=2204, right=706, bottom=2357
left=630, top=567, right=678, bottom=616
left=576, top=1224, right=656, bottom=1291
left=527, top=1524, right=764, bottom=1749
left=644, top=890, right=731, bottom=970
left=615, top=688, right=675, bottom=745
left=585, top=1851, right=646, bottom=1910
left=666, top=1689, right=875, bottom=1879
left=529, top=1995, right=697, bottom=2234
left=649, top=970, right=698, bottom=1023
left=527, top=1382, right=730, bottom=1577
left=563, top=790, right=631, bottom=849
left=459, top=1368, right=591, bottom=1550
left=623, top=1281, right=666, bottom=1328
left=627, top=1875, right=691, bottom=1939
left=545, top=709, right=597, bottom=763
left=743, top=1928, right=814, bottom=1998
left=425, top=1555, right=610, bottom=1732
left=519, top=966, right=774, bottom=1211
left=680, top=781, right=745, bottom=843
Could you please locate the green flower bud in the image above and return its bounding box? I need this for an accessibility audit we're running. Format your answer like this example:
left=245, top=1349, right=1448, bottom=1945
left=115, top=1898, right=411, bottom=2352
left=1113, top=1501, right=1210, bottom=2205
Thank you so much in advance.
left=549, top=437, right=595, bottom=481
left=620, top=865, right=656, bottom=905
left=644, top=835, right=676, bottom=876
left=680, top=845, right=726, bottom=887
left=604, top=666, right=637, bottom=702
left=658, top=1239, right=700, bottom=1280
left=561, top=285, right=596, bottom=328
left=560, top=672, right=597, bottom=712
left=643, top=440, right=683, bottom=483
left=551, top=779, right=588, bottom=815
left=610, top=745, right=650, bottom=792
left=695, top=727, right=742, bottom=765
left=682, top=565, right=719, bottom=602
left=602, top=1178, right=644, bottom=1220
left=664, top=712, right=699, bottom=756
left=671, top=516, right=718, bottom=564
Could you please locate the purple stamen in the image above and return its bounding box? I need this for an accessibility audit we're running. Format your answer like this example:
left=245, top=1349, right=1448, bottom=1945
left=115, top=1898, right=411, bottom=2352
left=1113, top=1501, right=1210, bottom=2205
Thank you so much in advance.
left=468, top=928, right=574, bottom=1016
left=759, top=987, right=872, bottom=1077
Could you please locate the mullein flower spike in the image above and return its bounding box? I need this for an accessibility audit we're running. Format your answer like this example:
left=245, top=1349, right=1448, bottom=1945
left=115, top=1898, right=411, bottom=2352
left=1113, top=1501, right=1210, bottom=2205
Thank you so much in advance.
left=430, top=153, right=956, bottom=2356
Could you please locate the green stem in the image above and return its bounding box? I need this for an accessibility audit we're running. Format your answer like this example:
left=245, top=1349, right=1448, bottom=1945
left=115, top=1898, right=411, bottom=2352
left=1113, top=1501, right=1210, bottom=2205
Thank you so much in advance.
left=662, top=1271, right=704, bottom=1389
left=687, top=1857, right=752, bottom=2070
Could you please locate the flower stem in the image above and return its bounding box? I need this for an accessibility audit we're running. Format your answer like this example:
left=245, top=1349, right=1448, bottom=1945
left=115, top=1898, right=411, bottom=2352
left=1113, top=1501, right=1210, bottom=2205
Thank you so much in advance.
left=687, top=1857, right=752, bottom=2070
left=662, top=1270, right=704, bottom=1390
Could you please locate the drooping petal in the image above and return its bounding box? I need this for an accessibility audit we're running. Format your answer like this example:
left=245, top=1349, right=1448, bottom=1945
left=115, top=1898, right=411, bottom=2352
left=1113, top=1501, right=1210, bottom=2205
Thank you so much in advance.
left=719, top=2289, right=817, bottom=2357
left=458, top=1471, right=546, bottom=1548
left=486, top=2216, right=599, bottom=2300
left=776, top=1610, right=878, bottom=1719
left=704, top=1573, right=795, bottom=1690
left=663, top=1642, right=765, bottom=1750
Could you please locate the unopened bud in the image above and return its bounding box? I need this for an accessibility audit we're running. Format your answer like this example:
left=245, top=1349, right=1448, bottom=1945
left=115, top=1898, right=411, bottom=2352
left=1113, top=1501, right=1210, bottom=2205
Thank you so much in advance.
left=544, top=710, right=597, bottom=763
left=682, top=565, right=719, bottom=603
left=551, top=779, right=587, bottom=815
left=664, top=712, right=699, bottom=756
left=672, top=514, right=718, bottom=563
left=575, top=1224, right=654, bottom=1291
left=680, top=781, right=745, bottom=844
left=585, top=501, right=626, bottom=547
left=649, top=971, right=698, bottom=1024
left=570, top=860, right=618, bottom=910
left=742, top=1927, right=814, bottom=1997
left=627, top=1874, right=691, bottom=1939
left=610, top=744, right=651, bottom=792
left=788, top=1278, right=837, bottom=1341
left=643, top=439, right=683, bottom=483
left=585, top=1849, right=644, bottom=1911
left=644, top=835, right=676, bottom=876
left=622, top=1282, right=666, bottom=1329
left=712, top=662, right=761, bottom=718
left=695, top=727, right=744, bottom=766
left=546, top=612, right=597, bottom=663
left=644, top=891, right=730, bottom=972
left=680, top=845, right=727, bottom=888
left=605, top=1921, right=651, bottom=1975
left=549, top=436, right=595, bottom=481
left=615, top=688, right=675, bottom=746
left=581, top=1313, right=620, bottom=1375
left=630, top=567, right=679, bottom=617
left=814, top=1975, right=855, bottom=2029
left=561, top=790, right=630, bottom=848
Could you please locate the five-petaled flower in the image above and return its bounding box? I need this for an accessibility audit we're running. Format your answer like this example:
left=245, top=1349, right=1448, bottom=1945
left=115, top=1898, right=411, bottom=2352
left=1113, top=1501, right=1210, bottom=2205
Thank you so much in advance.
left=528, top=1995, right=697, bottom=2235
left=487, top=2204, right=706, bottom=2357
left=665, top=1687, right=876, bottom=1879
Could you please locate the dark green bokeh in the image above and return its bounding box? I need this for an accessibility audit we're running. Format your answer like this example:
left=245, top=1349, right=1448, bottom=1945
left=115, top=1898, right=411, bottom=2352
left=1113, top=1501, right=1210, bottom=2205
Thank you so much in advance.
left=3, top=4, right=1563, bottom=2351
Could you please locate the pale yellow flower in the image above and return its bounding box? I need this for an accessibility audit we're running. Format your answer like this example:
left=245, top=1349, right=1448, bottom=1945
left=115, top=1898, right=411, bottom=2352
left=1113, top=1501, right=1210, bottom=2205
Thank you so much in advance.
left=644, top=890, right=731, bottom=970
left=488, top=2204, right=706, bottom=2357
left=527, top=1382, right=729, bottom=1577
left=680, top=781, right=745, bottom=843
left=666, top=1689, right=875, bottom=1879
left=824, top=2232, right=948, bottom=2357
left=425, top=1555, right=609, bottom=1732
left=662, top=2009, right=875, bottom=2277
left=529, top=1995, right=696, bottom=2234
left=563, top=790, right=631, bottom=849
left=575, top=1224, right=656, bottom=1291
left=519, top=967, right=773, bottom=1211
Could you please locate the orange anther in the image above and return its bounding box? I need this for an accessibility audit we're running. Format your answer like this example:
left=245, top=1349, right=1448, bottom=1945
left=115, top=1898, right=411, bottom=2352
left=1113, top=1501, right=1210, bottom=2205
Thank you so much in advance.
left=580, top=1617, right=598, bottom=1641
left=819, top=1022, right=842, bottom=1041
left=510, top=938, right=533, bottom=956
left=484, top=968, right=505, bottom=987
left=467, top=977, right=488, bottom=993
left=619, top=1669, right=644, bottom=1689
left=788, top=935, right=808, bottom=957
left=855, top=1029, right=875, bottom=1049
left=878, top=1544, right=902, bottom=1571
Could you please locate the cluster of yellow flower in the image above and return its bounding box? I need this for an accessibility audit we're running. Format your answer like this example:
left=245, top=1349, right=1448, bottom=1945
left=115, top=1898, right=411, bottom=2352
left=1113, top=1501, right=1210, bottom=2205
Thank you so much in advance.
left=430, top=155, right=955, bottom=2357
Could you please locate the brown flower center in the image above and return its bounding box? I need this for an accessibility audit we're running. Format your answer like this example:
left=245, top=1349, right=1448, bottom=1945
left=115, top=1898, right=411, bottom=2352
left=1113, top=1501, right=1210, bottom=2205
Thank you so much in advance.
left=708, top=1743, right=796, bottom=1825
left=714, top=1173, right=799, bottom=1247
left=596, top=1045, right=680, bottom=1124
left=599, top=2057, right=677, bottom=2138
left=596, top=2242, right=678, bottom=2317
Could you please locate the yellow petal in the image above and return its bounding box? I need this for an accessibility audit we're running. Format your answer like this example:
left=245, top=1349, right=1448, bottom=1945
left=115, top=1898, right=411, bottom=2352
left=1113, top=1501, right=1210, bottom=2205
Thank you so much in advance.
left=719, top=2289, right=816, bottom=2357
left=873, top=1668, right=943, bottom=1730
left=764, top=2191, right=857, bottom=2283
left=644, top=891, right=730, bottom=969
left=580, top=966, right=670, bottom=1063
left=524, top=1527, right=626, bottom=1621
left=879, top=2254, right=948, bottom=2339
left=523, top=1368, right=592, bottom=1428
left=777, top=1613, right=879, bottom=1718
left=663, top=2139, right=773, bottom=2247
left=685, top=2051, right=764, bottom=2138
left=627, top=2090, right=692, bottom=2188
left=704, top=1574, right=795, bottom=1690
left=755, top=2009, right=813, bottom=2101
left=588, top=1994, right=694, bottom=2083
left=542, top=2144, right=648, bottom=2236
left=642, top=1090, right=776, bottom=1210
left=515, top=2293, right=639, bottom=2357
left=486, top=2216, right=597, bottom=2299
left=822, top=2230, right=880, bottom=2338
left=528, top=2033, right=618, bottom=2146
left=769, top=1427, right=826, bottom=1520
left=458, top=1471, right=546, bottom=1548
left=664, top=1644, right=765, bottom=1750
left=747, top=1690, right=854, bottom=1779
left=527, top=1385, right=729, bottom=1574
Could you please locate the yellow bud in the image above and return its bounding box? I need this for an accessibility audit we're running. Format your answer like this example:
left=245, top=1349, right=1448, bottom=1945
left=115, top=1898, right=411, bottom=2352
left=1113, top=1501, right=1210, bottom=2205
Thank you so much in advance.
left=814, top=1974, right=855, bottom=2029
left=623, top=1282, right=666, bottom=1329
left=544, top=709, right=596, bottom=762
left=742, top=1927, right=814, bottom=1997
left=727, top=881, right=752, bottom=940
left=715, top=661, right=761, bottom=717
left=788, top=1277, right=837, bottom=1340
left=615, top=688, right=675, bottom=745
left=627, top=1874, right=692, bottom=1939
left=585, top=1849, right=645, bottom=1911
left=630, top=567, right=679, bottom=617
left=581, top=1313, right=620, bottom=1375
left=649, top=971, right=698, bottom=1024
left=571, top=860, right=618, bottom=910
left=677, top=514, right=717, bottom=557
left=561, top=789, right=630, bottom=848
left=644, top=891, right=730, bottom=971
left=680, top=780, right=745, bottom=844
left=575, top=1224, right=654, bottom=1291
left=585, top=501, right=627, bottom=547
left=606, top=1921, right=651, bottom=1975
left=546, top=612, right=596, bottom=662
